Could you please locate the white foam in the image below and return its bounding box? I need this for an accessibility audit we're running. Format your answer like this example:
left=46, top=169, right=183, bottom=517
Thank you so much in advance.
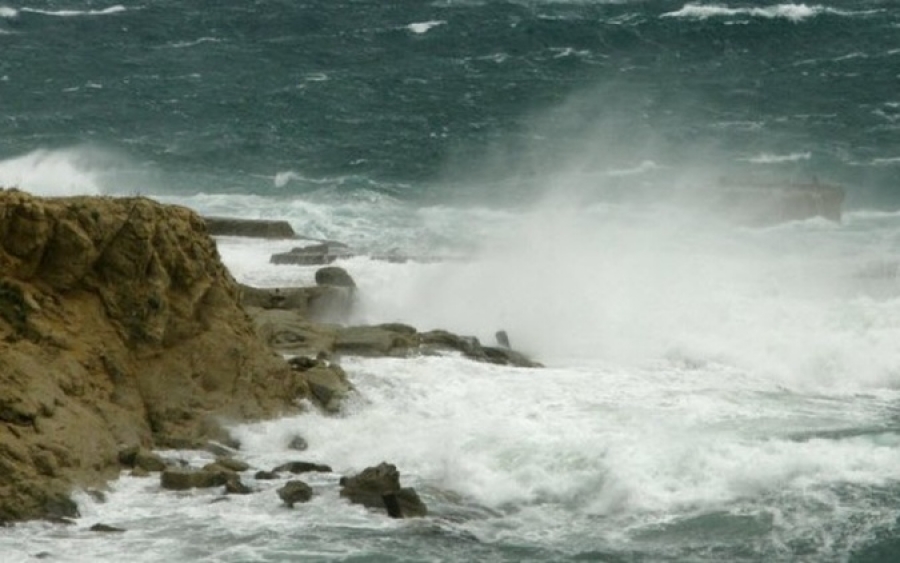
left=743, top=151, right=812, bottom=163
left=407, top=20, right=446, bottom=34
left=20, top=5, right=128, bottom=17
left=0, top=5, right=17, bottom=18
left=661, top=3, right=853, bottom=22
left=0, top=148, right=109, bottom=196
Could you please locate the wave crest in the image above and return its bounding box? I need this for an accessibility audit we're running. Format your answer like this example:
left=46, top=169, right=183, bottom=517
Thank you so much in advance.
left=661, top=3, right=859, bottom=22
left=20, top=5, right=128, bottom=18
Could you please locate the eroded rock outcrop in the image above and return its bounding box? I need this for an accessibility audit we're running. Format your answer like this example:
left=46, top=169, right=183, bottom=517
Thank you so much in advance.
left=0, top=189, right=310, bottom=522
left=339, top=462, right=427, bottom=518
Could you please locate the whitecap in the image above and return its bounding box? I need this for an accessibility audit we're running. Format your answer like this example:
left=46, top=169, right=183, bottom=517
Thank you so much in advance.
left=164, top=37, right=221, bottom=49
left=605, top=160, right=659, bottom=177
left=20, top=5, right=128, bottom=17
left=0, top=6, right=17, bottom=18
left=407, top=20, right=446, bottom=34
left=743, top=152, right=812, bottom=164
left=661, top=3, right=860, bottom=22
left=273, top=170, right=304, bottom=188
left=870, top=156, right=900, bottom=166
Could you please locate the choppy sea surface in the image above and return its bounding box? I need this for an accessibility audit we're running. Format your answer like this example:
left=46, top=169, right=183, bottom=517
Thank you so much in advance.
left=3, top=1, right=900, bottom=561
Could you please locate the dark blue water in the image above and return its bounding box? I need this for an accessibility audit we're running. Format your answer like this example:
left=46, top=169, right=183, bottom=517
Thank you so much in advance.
left=1, top=0, right=898, bottom=205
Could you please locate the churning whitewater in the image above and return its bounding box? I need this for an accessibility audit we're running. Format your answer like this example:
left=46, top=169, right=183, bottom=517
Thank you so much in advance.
left=2, top=0, right=900, bottom=561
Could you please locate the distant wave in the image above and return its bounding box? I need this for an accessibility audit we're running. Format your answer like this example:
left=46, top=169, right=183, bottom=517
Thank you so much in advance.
left=0, top=6, right=17, bottom=18
left=605, top=160, right=659, bottom=177
left=20, top=5, right=128, bottom=17
left=870, top=157, right=900, bottom=166
left=407, top=21, right=445, bottom=34
left=744, top=152, right=812, bottom=164
left=661, top=3, right=864, bottom=22
left=163, top=37, right=222, bottom=49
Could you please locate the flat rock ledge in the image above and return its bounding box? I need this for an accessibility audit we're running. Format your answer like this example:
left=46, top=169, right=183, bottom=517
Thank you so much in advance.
left=204, top=217, right=296, bottom=239
left=0, top=189, right=311, bottom=523
left=248, top=306, right=542, bottom=368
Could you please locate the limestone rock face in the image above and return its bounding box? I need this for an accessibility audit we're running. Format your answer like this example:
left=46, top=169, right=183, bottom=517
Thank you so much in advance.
left=0, top=189, right=304, bottom=523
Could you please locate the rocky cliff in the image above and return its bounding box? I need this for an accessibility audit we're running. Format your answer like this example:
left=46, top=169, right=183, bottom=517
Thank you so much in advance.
left=0, top=189, right=307, bottom=522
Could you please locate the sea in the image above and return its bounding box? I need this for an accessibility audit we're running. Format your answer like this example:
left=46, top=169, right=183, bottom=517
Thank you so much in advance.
left=2, top=0, right=900, bottom=561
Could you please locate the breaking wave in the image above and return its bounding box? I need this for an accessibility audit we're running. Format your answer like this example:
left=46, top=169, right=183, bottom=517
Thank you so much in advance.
left=661, top=3, right=864, bottom=22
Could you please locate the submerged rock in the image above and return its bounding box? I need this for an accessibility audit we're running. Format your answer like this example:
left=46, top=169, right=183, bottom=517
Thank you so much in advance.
left=89, top=523, right=126, bottom=533
left=287, top=435, right=309, bottom=451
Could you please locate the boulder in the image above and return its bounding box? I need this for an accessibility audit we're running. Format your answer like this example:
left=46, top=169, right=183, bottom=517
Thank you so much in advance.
left=160, top=468, right=230, bottom=491
left=254, top=470, right=279, bottom=480
left=314, top=266, right=356, bottom=289
left=297, top=364, right=355, bottom=413
left=214, top=457, right=250, bottom=472
left=277, top=480, right=313, bottom=507
left=203, top=217, right=296, bottom=239
left=339, top=462, right=427, bottom=518
left=272, top=461, right=332, bottom=474
left=0, top=190, right=303, bottom=522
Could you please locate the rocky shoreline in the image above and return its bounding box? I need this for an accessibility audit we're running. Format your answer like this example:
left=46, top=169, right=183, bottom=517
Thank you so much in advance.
left=0, top=189, right=539, bottom=525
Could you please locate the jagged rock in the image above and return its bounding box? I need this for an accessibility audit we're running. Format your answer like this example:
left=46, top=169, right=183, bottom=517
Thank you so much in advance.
left=272, top=461, right=332, bottom=474
left=315, top=266, right=356, bottom=289
left=160, top=468, right=230, bottom=491
left=277, top=480, right=313, bottom=507
left=204, top=217, right=296, bottom=239
left=0, top=190, right=303, bottom=522
left=298, top=364, right=355, bottom=413
left=419, top=330, right=542, bottom=367
left=270, top=242, right=354, bottom=265
left=90, top=523, right=125, bottom=533
left=254, top=470, right=279, bottom=480
left=339, top=462, right=427, bottom=518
